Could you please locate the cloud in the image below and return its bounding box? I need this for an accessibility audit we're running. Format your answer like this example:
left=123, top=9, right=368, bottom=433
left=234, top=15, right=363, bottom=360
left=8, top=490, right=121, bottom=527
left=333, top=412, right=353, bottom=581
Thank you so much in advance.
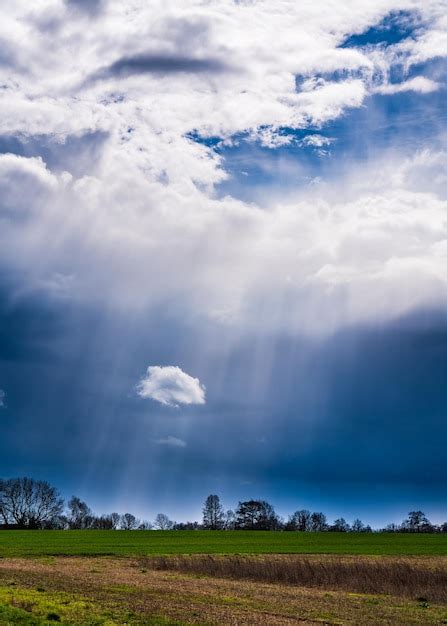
left=2, top=146, right=447, bottom=334
left=0, top=2, right=424, bottom=140
left=154, top=436, right=187, bottom=448
left=0, top=390, right=5, bottom=407
left=65, top=0, right=104, bottom=15
left=300, top=135, right=333, bottom=148
left=373, top=76, right=440, bottom=95
left=137, top=366, right=206, bottom=407
left=0, top=154, right=61, bottom=219
left=66, top=0, right=103, bottom=9
left=92, top=53, right=229, bottom=83
left=0, top=2, right=446, bottom=334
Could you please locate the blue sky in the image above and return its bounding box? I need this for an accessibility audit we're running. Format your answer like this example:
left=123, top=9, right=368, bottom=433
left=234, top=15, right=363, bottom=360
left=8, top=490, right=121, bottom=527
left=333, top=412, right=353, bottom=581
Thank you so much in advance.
left=1, top=0, right=447, bottom=527
left=208, top=74, right=447, bottom=204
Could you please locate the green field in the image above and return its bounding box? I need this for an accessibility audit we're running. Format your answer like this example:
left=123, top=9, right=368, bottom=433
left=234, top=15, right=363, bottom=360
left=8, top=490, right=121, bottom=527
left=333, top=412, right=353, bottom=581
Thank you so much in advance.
left=1, top=532, right=447, bottom=624
left=0, top=530, right=446, bottom=558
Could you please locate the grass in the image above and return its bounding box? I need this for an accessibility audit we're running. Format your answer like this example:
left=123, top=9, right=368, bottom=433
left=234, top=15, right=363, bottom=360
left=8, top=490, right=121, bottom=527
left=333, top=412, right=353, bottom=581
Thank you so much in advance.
left=1, top=556, right=447, bottom=624
left=0, top=533, right=446, bottom=623
left=0, top=584, right=123, bottom=624
left=0, top=530, right=446, bottom=558
left=0, top=577, right=186, bottom=625
left=150, top=554, right=447, bottom=603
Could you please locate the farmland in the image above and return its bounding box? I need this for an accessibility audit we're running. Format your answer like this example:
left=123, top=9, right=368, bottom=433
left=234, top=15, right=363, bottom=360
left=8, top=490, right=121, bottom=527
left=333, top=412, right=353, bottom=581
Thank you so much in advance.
left=0, top=532, right=446, bottom=624
left=0, top=530, right=446, bottom=558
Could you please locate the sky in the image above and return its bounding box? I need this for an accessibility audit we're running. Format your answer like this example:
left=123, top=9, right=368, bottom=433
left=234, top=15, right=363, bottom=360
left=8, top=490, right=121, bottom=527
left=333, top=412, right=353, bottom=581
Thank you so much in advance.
left=1, top=0, right=447, bottom=527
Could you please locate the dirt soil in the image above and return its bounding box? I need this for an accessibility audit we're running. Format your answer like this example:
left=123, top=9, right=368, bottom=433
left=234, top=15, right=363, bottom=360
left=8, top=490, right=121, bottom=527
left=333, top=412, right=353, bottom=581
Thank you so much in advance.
left=0, top=556, right=446, bottom=625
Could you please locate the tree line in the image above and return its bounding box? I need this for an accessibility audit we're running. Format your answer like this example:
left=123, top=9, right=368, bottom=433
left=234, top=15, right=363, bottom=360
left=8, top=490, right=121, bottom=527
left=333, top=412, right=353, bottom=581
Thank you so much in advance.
left=1, top=478, right=445, bottom=533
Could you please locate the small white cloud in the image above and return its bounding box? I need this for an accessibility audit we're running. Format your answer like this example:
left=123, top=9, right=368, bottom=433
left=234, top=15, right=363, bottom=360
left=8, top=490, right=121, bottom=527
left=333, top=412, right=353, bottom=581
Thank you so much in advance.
left=250, top=127, right=295, bottom=148
left=300, top=134, right=333, bottom=148
left=137, top=365, right=206, bottom=407
left=374, top=77, right=440, bottom=96
left=0, top=390, right=5, bottom=407
left=154, top=435, right=187, bottom=448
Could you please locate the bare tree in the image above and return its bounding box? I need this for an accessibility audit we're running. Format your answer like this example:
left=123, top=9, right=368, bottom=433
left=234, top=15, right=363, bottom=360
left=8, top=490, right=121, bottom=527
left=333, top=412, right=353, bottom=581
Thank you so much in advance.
left=173, top=521, right=201, bottom=530
left=121, top=513, right=139, bottom=530
left=235, top=500, right=279, bottom=530
left=92, top=514, right=115, bottom=530
left=403, top=511, right=432, bottom=533
left=0, top=477, right=64, bottom=529
left=383, top=523, right=399, bottom=532
left=202, top=495, right=225, bottom=530
left=286, top=510, right=312, bottom=531
left=330, top=518, right=350, bottom=532
left=224, top=509, right=236, bottom=530
left=310, top=512, right=328, bottom=532
left=154, top=513, right=174, bottom=530
left=351, top=518, right=365, bottom=532
left=138, top=520, right=153, bottom=530
left=67, top=496, right=93, bottom=529
left=110, top=512, right=121, bottom=529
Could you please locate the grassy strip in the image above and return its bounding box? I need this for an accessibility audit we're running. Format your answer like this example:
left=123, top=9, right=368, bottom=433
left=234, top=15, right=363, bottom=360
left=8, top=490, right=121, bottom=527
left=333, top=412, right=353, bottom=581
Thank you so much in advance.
left=1, top=530, right=447, bottom=558
left=148, top=554, right=447, bottom=603
left=0, top=584, right=186, bottom=625
left=0, top=585, right=125, bottom=625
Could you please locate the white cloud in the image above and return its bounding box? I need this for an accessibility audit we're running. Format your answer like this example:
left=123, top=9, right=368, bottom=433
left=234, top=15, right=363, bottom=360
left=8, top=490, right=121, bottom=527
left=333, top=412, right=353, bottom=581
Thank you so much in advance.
left=1, top=1, right=440, bottom=144
left=2, top=146, right=447, bottom=334
left=137, top=366, right=206, bottom=407
left=0, top=154, right=61, bottom=217
left=0, top=390, right=5, bottom=407
left=300, top=135, right=333, bottom=148
left=154, top=435, right=187, bottom=448
left=0, top=2, right=447, bottom=334
left=2, top=144, right=447, bottom=334
left=373, top=76, right=440, bottom=95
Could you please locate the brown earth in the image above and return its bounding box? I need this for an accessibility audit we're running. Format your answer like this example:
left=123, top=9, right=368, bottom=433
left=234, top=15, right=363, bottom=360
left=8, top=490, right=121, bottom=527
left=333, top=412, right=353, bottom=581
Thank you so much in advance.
left=0, top=555, right=446, bottom=624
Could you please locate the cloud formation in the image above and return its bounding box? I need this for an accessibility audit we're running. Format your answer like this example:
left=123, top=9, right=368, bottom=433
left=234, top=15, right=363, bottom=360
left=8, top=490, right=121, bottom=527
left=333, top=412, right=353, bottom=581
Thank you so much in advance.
left=373, top=76, right=440, bottom=95
left=0, top=390, right=5, bottom=407
left=65, top=0, right=104, bottom=15
left=92, top=53, right=229, bottom=83
left=137, top=366, right=206, bottom=407
left=0, top=1, right=446, bottom=334
left=154, top=436, right=187, bottom=448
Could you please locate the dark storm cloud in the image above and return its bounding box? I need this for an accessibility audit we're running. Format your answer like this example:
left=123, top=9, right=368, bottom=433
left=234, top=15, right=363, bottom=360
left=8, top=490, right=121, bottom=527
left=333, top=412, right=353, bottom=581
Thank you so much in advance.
left=0, top=276, right=60, bottom=361
left=148, top=309, right=447, bottom=494
left=65, top=0, right=105, bottom=16
left=90, top=53, right=229, bottom=83
left=1, top=284, right=447, bottom=523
